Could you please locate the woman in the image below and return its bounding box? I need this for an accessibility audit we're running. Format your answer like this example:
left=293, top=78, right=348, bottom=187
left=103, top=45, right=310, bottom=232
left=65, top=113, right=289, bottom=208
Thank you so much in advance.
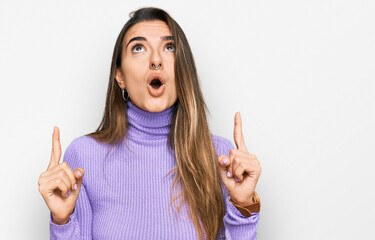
left=38, top=7, right=261, bottom=240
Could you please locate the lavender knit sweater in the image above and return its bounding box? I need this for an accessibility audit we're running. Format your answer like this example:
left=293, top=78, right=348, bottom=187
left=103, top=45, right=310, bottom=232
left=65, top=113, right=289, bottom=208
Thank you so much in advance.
left=49, top=100, right=259, bottom=239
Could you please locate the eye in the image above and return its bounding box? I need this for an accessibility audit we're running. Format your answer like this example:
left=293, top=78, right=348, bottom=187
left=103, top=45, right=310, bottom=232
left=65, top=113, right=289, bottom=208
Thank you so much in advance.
left=165, top=43, right=175, bottom=52
left=132, top=44, right=145, bottom=53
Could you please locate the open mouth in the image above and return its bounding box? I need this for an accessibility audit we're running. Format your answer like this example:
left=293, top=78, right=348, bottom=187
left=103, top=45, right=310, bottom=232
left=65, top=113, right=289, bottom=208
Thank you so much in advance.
left=147, top=73, right=166, bottom=97
left=150, top=78, right=163, bottom=89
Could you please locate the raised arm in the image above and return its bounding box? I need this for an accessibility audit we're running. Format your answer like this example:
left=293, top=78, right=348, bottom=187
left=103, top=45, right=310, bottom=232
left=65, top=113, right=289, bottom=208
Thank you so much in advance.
left=214, top=112, right=262, bottom=239
left=37, top=127, right=92, bottom=239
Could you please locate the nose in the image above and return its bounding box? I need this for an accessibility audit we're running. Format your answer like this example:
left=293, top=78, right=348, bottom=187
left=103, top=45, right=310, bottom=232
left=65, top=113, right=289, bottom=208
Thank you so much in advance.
left=150, top=50, right=163, bottom=70
left=151, top=63, right=162, bottom=70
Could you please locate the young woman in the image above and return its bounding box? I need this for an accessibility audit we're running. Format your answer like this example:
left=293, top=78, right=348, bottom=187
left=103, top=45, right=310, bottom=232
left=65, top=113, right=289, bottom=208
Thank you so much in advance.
left=38, top=7, right=262, bottom=240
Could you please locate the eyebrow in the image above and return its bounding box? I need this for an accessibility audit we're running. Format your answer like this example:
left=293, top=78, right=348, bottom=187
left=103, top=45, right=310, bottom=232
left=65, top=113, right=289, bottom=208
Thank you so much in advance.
left=126, top=35, right=175, bottom=48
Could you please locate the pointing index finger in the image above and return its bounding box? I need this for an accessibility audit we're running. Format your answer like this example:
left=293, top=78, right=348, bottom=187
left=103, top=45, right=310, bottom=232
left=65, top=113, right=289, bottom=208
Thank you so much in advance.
left=233, top=112, right=247, bottom=151
left=48, top=126, right=62, bottom=169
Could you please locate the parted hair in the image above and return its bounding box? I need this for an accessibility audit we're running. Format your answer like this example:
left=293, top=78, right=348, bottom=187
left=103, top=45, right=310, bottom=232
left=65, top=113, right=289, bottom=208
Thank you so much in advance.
left=86, top=7, right=225, bottom=239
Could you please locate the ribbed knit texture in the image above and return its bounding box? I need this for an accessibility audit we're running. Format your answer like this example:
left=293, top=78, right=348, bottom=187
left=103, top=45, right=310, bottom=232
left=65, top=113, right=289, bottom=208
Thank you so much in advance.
left=49, top=100, right=259, bottom=239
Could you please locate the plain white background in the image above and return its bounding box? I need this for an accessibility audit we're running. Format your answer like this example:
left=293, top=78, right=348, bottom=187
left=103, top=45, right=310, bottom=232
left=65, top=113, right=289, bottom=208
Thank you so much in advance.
left=0, top=0, right=374, bottom=239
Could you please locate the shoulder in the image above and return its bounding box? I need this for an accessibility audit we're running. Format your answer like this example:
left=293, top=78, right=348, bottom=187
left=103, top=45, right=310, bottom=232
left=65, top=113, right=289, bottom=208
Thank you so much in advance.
left=68, top=134, right=114, bottom=151
left=66, top=135, right=99, bottom=154
left=211, top=134, right=235, bottom=157
left=69, top=135, right=102, bottom=148
left=63, top=135, right=112, bottom=166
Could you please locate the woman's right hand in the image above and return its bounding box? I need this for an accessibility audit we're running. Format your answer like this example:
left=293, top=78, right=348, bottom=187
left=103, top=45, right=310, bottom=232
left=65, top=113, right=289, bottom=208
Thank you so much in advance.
left=38, top=126, right=85, bottom=225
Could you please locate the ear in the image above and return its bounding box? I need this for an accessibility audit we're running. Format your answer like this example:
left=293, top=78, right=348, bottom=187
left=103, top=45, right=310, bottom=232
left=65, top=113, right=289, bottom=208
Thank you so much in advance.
left=115, top=67, right=126, bottom=89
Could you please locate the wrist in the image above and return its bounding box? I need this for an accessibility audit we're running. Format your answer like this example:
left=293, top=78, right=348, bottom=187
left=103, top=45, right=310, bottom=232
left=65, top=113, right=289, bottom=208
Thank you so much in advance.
left=51, top=209, right=74, bottom=225
left=230, top=192, right=256, bottom=207
left=229, top=192, right=261, bottom=217
left=51, top=216, right=69, bottom=225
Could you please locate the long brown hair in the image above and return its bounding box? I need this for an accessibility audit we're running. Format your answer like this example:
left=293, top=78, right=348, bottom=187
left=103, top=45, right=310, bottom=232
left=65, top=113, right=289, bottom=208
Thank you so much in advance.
left=86, top=7, right=225, bottom=239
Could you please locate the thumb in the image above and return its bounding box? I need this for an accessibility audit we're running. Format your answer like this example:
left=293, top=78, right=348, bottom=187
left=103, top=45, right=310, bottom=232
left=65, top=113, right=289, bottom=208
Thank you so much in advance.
left=217, top=155, right=233, bottom=187
left=73, top=168, right=85, bottom=191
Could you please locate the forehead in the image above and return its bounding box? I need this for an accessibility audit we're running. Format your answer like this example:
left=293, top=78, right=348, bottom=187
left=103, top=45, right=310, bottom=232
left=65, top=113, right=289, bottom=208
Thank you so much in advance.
left=124, top=20, right=172, bottom=42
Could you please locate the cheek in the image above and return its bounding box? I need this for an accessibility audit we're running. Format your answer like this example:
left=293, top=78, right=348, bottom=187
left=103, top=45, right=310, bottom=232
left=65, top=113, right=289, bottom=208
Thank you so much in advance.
left=166, top=58, right=176, bottom=95
left=167, top=56, right=175, bottom=79
left=122, top=59, right=146, bottom=83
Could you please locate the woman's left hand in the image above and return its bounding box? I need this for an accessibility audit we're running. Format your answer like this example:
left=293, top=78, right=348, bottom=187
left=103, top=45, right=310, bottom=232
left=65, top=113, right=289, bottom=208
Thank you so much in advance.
left=217, top=112, right=262, bottom=207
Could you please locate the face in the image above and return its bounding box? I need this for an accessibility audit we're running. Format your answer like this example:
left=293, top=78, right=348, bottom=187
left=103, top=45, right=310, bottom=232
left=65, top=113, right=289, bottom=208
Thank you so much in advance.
left=115, top=20, right=177, bottom=112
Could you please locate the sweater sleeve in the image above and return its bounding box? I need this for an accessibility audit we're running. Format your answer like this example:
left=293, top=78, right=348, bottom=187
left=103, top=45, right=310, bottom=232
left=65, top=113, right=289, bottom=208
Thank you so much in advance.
left=49, top=139, right=93, bottom=240
left=212, top=135, right=260, bottom=240
left=222, top=195, right=259, bottom=240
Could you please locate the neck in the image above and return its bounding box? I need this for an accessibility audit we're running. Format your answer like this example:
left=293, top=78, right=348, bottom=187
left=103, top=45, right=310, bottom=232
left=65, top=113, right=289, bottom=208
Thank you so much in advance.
left=126, top=100, right=176, bottom=140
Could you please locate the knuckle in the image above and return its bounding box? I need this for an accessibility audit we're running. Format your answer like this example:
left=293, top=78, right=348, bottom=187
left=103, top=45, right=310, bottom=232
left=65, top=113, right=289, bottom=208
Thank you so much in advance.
left=229, top=148, right=236, bottom=156
left=62, top=188, right=68, bottom=195
left=218, top=155, right=225, bottom=161
left=246, top=153, right=254, bottom=158
left=55, top=178, right=62, bottom=185
left=38, top=185, right=44, bottom=194
left=58, top=170, right=65, bottom=178
left=64, top=163, right=73, bottom=173
left=60, top=182, right=67, bottom=190
left=49, top=164, right=57, bottom=171
left=38, top=173, right=43, bottom=181
left=238, top=161, right=244, bottom=169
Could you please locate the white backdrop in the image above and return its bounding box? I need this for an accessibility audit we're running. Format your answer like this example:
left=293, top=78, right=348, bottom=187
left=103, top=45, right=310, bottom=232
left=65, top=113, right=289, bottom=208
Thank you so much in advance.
left=0, top=0, right=374, bottom=239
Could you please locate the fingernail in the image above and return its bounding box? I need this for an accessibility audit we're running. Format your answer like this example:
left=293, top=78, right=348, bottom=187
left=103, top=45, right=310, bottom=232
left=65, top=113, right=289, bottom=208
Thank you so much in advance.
left=74, top=184, right=77, bottom=190
left=235, top=177, right=241, bottom=182
left=66, top=191, right=71, bottom=198
left=223, top=158, right=228, bottom=164
left=227, top=171, right=231, bottom=177
left=77, top=171, right=82, bottom=177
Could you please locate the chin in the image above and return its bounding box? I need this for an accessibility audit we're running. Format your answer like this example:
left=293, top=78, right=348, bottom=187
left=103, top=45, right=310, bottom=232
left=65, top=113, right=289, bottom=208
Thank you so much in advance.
left=143, top=99, right=172, bottom=112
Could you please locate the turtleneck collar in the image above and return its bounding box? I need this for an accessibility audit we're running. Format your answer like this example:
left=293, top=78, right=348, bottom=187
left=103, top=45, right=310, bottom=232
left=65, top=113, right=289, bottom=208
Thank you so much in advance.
left=126, top=99, right=176, bottom=140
